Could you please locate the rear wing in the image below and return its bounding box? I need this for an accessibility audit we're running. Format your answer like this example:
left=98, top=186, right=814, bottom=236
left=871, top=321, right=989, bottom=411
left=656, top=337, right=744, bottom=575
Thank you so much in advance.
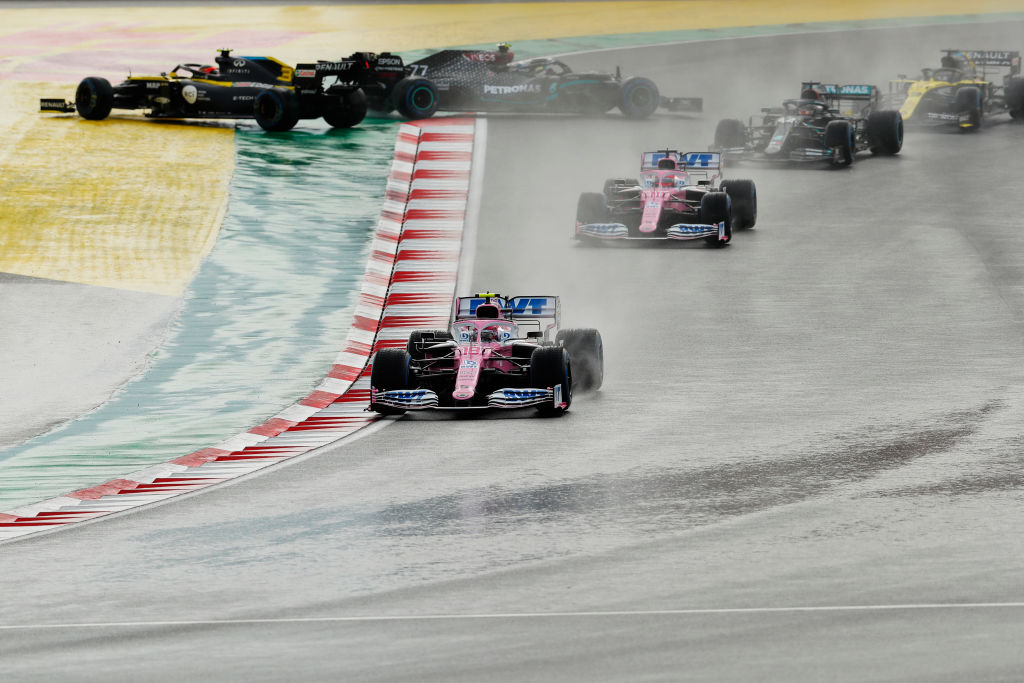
left=801, top=82, right=878, bottom=116
left=640, top=150, right=721, bottom=171
left=453, top=294, right=560, bottom=340
left=294, top=52, right=408, bottom=89
left=802, top=82, right=878, bottom=101
left=944, top=49, right=1021, bottom=74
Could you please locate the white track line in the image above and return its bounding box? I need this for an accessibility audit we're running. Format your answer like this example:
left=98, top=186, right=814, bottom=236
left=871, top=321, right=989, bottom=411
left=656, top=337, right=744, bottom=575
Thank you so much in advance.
left=4, top=602, right=1024, bottom=630
left=456, top=117, right=486, bottom=297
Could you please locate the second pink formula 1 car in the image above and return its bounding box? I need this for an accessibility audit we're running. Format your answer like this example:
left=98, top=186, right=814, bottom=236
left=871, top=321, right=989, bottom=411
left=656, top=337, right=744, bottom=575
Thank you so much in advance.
left=575, top=150, right=757, bottom=247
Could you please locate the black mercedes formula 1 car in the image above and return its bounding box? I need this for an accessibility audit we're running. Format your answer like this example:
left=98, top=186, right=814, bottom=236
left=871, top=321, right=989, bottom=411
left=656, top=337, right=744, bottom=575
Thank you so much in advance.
left=714, top=82, right=903, bottom=166
left=40, top=49, right=441, bottom=131
left=403, top=44, right=702, bottom=118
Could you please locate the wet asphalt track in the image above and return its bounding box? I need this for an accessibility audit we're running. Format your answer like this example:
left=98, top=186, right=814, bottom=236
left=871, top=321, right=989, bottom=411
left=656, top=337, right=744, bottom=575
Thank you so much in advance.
left=3, top=20, right=1024, bottom=682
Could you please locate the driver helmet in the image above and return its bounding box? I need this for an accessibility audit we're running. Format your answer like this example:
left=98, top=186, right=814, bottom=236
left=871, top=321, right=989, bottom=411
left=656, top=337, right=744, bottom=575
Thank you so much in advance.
left=481, top=325, right=499, bottom=342
left=495, top=42, right=514, bottom=64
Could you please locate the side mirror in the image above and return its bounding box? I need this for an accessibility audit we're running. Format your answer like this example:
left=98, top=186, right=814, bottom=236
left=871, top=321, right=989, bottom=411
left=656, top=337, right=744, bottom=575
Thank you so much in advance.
left=527, top=331, right=542, bottom=339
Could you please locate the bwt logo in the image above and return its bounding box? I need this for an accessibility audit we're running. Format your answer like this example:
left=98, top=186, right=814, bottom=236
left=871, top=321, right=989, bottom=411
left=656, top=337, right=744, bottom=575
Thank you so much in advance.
left=502, top=390, right=543, bottom=399
left=683, top=153, right=716, bottom=167
left=465, top=297, right=551, bottom=314
left=510, top=298, right=551, bottom=314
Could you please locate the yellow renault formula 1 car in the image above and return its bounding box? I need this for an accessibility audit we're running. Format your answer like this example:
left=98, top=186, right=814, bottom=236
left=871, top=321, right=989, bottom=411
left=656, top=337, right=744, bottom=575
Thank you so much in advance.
left=883, top=49, right=1024, bottom=131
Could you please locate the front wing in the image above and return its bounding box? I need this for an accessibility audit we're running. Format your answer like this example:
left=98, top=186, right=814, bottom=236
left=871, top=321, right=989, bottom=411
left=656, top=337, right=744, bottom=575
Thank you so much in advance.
left=661, top=96, right=703, bottom=113
left=370, top=385, right=566, bottom=411
left=576, top=221, right=727, bottom=241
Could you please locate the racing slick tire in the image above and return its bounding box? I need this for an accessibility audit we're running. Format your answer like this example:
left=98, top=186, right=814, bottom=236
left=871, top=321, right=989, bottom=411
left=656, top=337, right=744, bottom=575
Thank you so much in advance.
left=865, top=109, right=903, bottom=155
left=719, top=179, right=757, bottom=229
left=406, top=329, right=452, bottom=360
left=392, top=77, right=439, bottom=120
left=575, top=192, right=608, bottom=239
left=714, top=118, right=746, bottom=149
left=253, top=88, right=300, bottom=132
left=954, top=86, right=982, bottom=130
left=322, top=88, right=368, bottom=129
left=556, top=328, right=604, bottom=392
left=603, top=177, right=640, bottom=199
left=1006, top=77, right=1024, bottom=119
left=824, top=119, right=854, bottom=166
left=618, top=77, right=660, bottom=119
left=369, top=348, right=412, bottom=415
left=530, top=347, right=572, bottom=416
left=700, top=191, right=732, bottom=248
left=75, top=77, right=114, bottom=121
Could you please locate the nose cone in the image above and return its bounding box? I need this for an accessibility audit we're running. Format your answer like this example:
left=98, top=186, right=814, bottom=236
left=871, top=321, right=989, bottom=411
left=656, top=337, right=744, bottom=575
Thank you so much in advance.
left=453, top=355, right=483, bottom=401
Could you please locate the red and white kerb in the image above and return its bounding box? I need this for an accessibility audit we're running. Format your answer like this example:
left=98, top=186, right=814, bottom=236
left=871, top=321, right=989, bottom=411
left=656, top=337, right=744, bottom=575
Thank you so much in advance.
left=0, top=118, right=477, bottom=542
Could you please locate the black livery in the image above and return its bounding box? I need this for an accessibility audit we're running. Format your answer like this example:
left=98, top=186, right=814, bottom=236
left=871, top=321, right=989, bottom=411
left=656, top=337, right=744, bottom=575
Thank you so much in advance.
left=404, top=44, right=702, bottom=118
left=714, top=81, right=903, bottom=166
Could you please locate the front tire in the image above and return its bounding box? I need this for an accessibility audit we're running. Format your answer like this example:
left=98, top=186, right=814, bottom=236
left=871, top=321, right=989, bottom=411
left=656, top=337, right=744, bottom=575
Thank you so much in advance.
left=618, top=77, right=659, bottom=118
left=575, top=192, right=607, bottom=239
left=719, top=179, right=757, bottom=229
left=955, top=86, right=982, bottom=130
left=391, top=77, right=439, bottom=120
left=75, top=77, right=114, bottom=120
left=530, top=347, right=572, bottom=416
left=824, top=119, right=854, bottom=166
left=865, top=109, right=903, bottom=155
left=253, top=88, right=300, bottom=132
left=556, top=328, right=603, bottom=392
left=369, top=348, right=412, bottom=415
left=322, top=88, right=367, bottom=129
left=700, top=191, right=732, bottom=247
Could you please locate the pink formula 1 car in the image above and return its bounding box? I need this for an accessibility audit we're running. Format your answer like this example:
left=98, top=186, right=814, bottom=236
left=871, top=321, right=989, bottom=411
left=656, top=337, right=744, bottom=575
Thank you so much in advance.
left=369, top=293, right=603, bottom=416
left=575, top=150, right=757, bottom=247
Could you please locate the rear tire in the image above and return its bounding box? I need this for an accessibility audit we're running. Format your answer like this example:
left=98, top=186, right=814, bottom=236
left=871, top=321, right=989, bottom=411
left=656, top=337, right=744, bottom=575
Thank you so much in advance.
left=865, top=109, right=903, bottom=155
left=530, top=347, right=572, bottom=416
left=406, top=330, right=452, bottom=359
left=824, top=119, right=854, bottom=166
left=714, top=118, right=745, bottom=149
left=719, top=179, right=757, bottom=229
left=700, top=191, right=732, bottom=247
left=369, top=348, right=411, bottom=415
left=1006, top=77, right=1024, bottom=119
left=253, top=88, right=300, bottom=132
left=955, top=86, right=982, bottom=130
left=556, top=328, right=603, bottom=392
left=75, top=77, right=114, bottom=120
left=392, top=77, right=439, bottom=120
left=618, top=77, right=660, bottom=118
left=322, top=88, right=367, bottom=128
left=602, top=177, right=639, bottom=199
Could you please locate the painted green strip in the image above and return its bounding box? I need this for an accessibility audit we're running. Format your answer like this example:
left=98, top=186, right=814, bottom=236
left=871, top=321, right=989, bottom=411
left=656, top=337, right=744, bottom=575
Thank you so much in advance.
left=0, top=120, right=397, bottom=511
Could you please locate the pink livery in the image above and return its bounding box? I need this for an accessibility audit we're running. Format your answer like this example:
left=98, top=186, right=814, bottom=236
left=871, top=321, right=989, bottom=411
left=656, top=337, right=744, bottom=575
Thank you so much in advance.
left=369, top=293, right=603, bottom=416
left=574, top=150, right=757, bottom=247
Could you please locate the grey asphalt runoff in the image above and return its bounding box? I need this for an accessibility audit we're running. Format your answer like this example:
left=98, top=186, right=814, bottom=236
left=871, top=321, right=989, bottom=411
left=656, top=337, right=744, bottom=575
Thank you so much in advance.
left=3, top=20, right=1024, bottom=682
left=0, top=274, right=179, bottom=449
